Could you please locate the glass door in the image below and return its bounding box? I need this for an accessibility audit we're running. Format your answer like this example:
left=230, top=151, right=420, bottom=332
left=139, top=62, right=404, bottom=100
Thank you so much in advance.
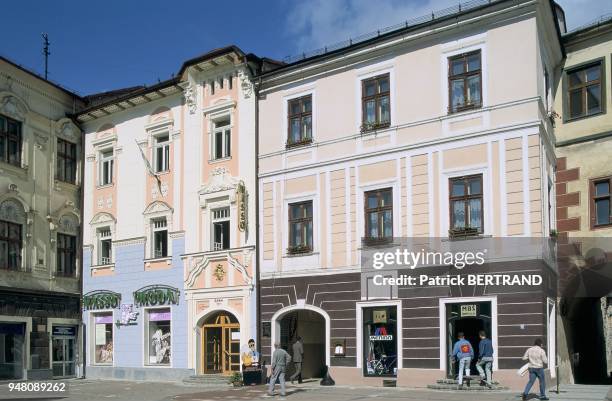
left=223, top=327, right=240, bottom=374
left=52, top=337, right=76, bottom=378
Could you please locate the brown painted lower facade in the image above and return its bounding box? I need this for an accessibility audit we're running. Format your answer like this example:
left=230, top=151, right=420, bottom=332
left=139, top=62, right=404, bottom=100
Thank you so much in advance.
left=259, top=259, right=557, bottom=390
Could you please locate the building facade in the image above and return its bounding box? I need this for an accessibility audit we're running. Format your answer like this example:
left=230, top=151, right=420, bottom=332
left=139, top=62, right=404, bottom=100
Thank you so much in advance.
left=77, top=47, right=262, bottom=380
left=0, top=57, right=83, bottom=380
left=256, top=0, right=563, bottom=390
left=552, top=17, right=612, bottom=385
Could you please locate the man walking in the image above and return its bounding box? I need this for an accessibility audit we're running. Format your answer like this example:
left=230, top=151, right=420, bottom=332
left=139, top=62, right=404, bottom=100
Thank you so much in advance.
left=268, top=342, right=292, bottom=397
left=521, top=338, right=549, bottom=401
left=290, top=336, right=304, bottom=384
left=476, top=330, right=494, bottom=388
left=451, top=332, right=474, bottom=388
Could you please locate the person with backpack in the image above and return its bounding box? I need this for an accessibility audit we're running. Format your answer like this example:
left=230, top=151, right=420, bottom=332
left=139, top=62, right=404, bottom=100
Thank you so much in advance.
left=521, top=338, right=549, bottom=401
left=476, top=330, right=494, bottom=388
left=451, top=332, right=474, bottom=388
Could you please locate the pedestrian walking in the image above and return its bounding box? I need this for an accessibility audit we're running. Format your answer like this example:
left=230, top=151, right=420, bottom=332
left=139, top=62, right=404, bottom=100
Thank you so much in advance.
left=450, top=332, right=474, bottom=388
left=475, top=330, right=494, bottom=388
left=290, top=336, right=304, bottom=384
left=521, top=338, right=549, bottom=400
left=268, top=342, right=292, bottom=397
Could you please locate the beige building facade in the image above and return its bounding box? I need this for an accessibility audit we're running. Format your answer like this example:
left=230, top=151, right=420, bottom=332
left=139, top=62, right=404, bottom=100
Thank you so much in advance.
left=257, top=0, right=564, bottom=391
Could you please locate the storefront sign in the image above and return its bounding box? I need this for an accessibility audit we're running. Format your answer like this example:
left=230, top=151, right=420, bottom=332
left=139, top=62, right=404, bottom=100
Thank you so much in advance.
left=369, top=335, right=393, bottom=341
left=52, top=326, right=76, bottom=337
left=373, top=309, right=387, bottom=324
left=237, top=181, right=247, bottom=232
left=83, top=290, right=121, bottom=310
left=460, top=304, right=478, bottom=317
left=133, top=285, right=180, bottom=307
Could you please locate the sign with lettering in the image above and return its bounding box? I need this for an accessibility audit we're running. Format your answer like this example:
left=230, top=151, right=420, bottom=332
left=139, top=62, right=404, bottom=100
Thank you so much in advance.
left=460, top=304, right=478, bottom=317
left=52, top=326, right=76, bottom=337
left=133, top=285, right=180, bottom=307
left=369, top=335, right=393, bottom=341
left=373, top=309, right=387, bottom=324
left=83, top=290, right=121, bottom=310
left=118, top=304, right=139, bottom=326
left=237, top=181, right=247, bottom=232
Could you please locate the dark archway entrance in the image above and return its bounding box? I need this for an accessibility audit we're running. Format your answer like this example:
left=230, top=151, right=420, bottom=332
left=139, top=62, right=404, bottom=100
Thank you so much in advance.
left=446, top=301, right=492, bottom=378
left=279, top=309, right=325, bottom=379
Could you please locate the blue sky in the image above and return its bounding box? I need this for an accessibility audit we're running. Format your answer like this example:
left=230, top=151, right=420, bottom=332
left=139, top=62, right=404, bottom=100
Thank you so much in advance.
left=1, top=0, right=610, bottom=96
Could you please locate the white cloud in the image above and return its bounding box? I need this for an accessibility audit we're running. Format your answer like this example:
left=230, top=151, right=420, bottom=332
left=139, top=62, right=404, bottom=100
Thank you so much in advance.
left=285, top=0, right=612, bottom=57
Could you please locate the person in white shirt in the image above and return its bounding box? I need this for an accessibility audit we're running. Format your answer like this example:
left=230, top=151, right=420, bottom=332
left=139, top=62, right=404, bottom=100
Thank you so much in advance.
left=521, top=338, right=549, bottom=401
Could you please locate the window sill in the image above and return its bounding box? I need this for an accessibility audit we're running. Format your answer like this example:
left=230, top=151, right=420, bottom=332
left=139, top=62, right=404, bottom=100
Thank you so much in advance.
left=283, top=251, right=319, bottom=259
left=286, top=139, right=313, bottom=149
left=154, top=170, right=171, bottom=176
left=96, top=183, right=115, bottom=189
left=360, top=122, right=390, bottom=134
left=448, top=104, right=482, bottom=115
left=564, top=110, right=605, bottom=124
left=0, top=161, right=27, bottom=177
left=144, top=256, right=172, bottom=264
left=208, top=156, right=232, bottom=164
left=91, top=263, right=115, bottom=270
left=54, top=179, right=80, bottom=192
left=591, top=223, right=612, bottom=231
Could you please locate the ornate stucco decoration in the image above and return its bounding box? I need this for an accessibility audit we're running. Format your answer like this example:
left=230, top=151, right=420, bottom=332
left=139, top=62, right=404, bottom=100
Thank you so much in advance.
left=185, top=250, right=254, bottom=290
left=238, top=70, right=253, bottom=99
left=55, top=118, right=80, bottom=141
left=213, top=264, right=225, bottom=281
left=183, top=82, right=197, bottom=114
left=199, top=167, right=241, bottom=207
left=0, top=92, right=28, bottom=121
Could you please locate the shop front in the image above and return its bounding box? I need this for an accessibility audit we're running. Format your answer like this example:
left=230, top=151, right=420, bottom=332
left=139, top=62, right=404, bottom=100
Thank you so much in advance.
left=0, top=322, right=26, bottom=380
left=51, top=325, right=78, bottom=378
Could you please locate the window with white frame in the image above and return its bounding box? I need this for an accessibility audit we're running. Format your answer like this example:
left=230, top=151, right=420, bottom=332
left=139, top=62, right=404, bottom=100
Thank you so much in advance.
left=212, top=207, right=230, bottom=251
left=93, top=312, right=113, bottom=364
left=99, top=149, right=114, bottom=186
left=152, top=218, right=168, bottom=258
left=154, top=135, right=170, bottom=173
left=211, top=118, right=231, bottom=160
left=97, top=227, right=112, bottom=265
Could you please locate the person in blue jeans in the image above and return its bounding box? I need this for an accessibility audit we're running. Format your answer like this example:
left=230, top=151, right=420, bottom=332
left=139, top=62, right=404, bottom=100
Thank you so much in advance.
left=476, top=330, right=494, bottom=388
left=521, top=338, right=549, bottom=401
left=451, top=332, right=474, bottom=388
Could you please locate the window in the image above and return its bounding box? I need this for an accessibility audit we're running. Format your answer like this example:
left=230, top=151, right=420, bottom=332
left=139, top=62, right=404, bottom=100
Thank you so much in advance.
left=56, top=233, right=76, bottom=277
left=449, top=175, right=483, bottom=233
left=0, top=220, right=21, bottom=271
left=97, top=227, right=112, bottom=265
left=0, top=114, right=22, bottom=167
left=93, top=313, right=113, bottom=364
left=212, top=119, right=231, bottom=160
left=56, top=138, right=77, bottom=184
left=361, top=74, right=390, bottom=131
left=364, top=188, right=393, bottom=243
left=154, top=135, right=170, bottom=173
left=287, top=95, right=312, bottom=147
left=288, top=201, right=313, bottom=254
left=212, top=207, right=230, bottom=251
left=99, top=150, right=114, bottom=186
left=567, top=61, right=603, bottom=120
left=152, top=218, right=168, bottom=258
left=228, top=74, right=233, bottom=90
left=363, top=306, right=397, bottom=377
left=448, top=51, right=482, bottom=113
left=591, top=177, right=611, bottom=228
left=145, top=308, right=171, bottom=365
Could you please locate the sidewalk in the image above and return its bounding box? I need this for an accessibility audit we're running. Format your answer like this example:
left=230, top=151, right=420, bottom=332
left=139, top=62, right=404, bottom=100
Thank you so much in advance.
left=547, top=384, right=611, bottom=400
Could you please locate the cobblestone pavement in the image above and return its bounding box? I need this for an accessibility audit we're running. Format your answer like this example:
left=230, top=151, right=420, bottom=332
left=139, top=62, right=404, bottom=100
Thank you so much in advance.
left=0, top=379, right=609, bottom=401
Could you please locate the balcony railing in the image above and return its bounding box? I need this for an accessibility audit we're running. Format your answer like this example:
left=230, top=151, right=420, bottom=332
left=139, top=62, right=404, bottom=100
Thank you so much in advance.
left=99, top=256, right=112, bottom=265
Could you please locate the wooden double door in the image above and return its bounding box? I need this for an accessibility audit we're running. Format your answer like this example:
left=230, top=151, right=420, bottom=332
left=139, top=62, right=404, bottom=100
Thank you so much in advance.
left=201, top=312, right=240, bottom=374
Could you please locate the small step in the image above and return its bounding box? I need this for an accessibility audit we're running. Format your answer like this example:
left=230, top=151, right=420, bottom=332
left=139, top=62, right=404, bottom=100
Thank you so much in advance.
left=428, top=376, right=508, bottom=391
left=182, top=374, right=231, bottom=387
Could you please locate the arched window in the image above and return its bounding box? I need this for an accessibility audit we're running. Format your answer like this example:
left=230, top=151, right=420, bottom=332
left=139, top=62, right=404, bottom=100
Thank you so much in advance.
left=0, top=199, right=26, bottom=271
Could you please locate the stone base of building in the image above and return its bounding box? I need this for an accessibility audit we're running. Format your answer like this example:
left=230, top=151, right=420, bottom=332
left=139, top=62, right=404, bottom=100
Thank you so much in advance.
left=85, top=366, right=195, bottom=382
left=329, top=366, right=556, bottom=391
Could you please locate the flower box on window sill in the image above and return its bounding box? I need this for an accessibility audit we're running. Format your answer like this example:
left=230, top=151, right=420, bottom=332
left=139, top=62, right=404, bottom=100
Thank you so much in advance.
left=287, top=245, right=312, bottom=255
left=449, top=102, right=482, bottom=114
left=286, top=138, right=313, bottom=149
left=448, top=227, right=480, bottom=239
left=360, top=121, right=390, bottom=135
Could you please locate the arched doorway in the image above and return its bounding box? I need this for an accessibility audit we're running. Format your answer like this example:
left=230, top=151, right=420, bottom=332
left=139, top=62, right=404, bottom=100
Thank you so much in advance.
left=200, top=311, right=240, bottom=375
left=278, top=309, right=326, bottom=379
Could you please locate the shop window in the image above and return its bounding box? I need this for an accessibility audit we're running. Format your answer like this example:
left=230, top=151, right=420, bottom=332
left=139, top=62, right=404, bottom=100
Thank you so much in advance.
left=145, top=308, right=171, bottom=365
left=363, top=306, right=397, bottom=377
left=212, top=207, right=230, bottom=251
left=0, top=323, right=25, bottom=379
left=93, top=313, right=113, bottom=364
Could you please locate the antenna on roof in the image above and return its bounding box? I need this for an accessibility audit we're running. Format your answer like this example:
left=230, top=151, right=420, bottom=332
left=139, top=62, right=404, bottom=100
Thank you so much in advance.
left=42, top=33, right=50, bottom=80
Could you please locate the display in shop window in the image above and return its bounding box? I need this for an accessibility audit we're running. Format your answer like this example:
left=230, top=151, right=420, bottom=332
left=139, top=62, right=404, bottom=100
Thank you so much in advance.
left=364, top=306, right=397, bottom=377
